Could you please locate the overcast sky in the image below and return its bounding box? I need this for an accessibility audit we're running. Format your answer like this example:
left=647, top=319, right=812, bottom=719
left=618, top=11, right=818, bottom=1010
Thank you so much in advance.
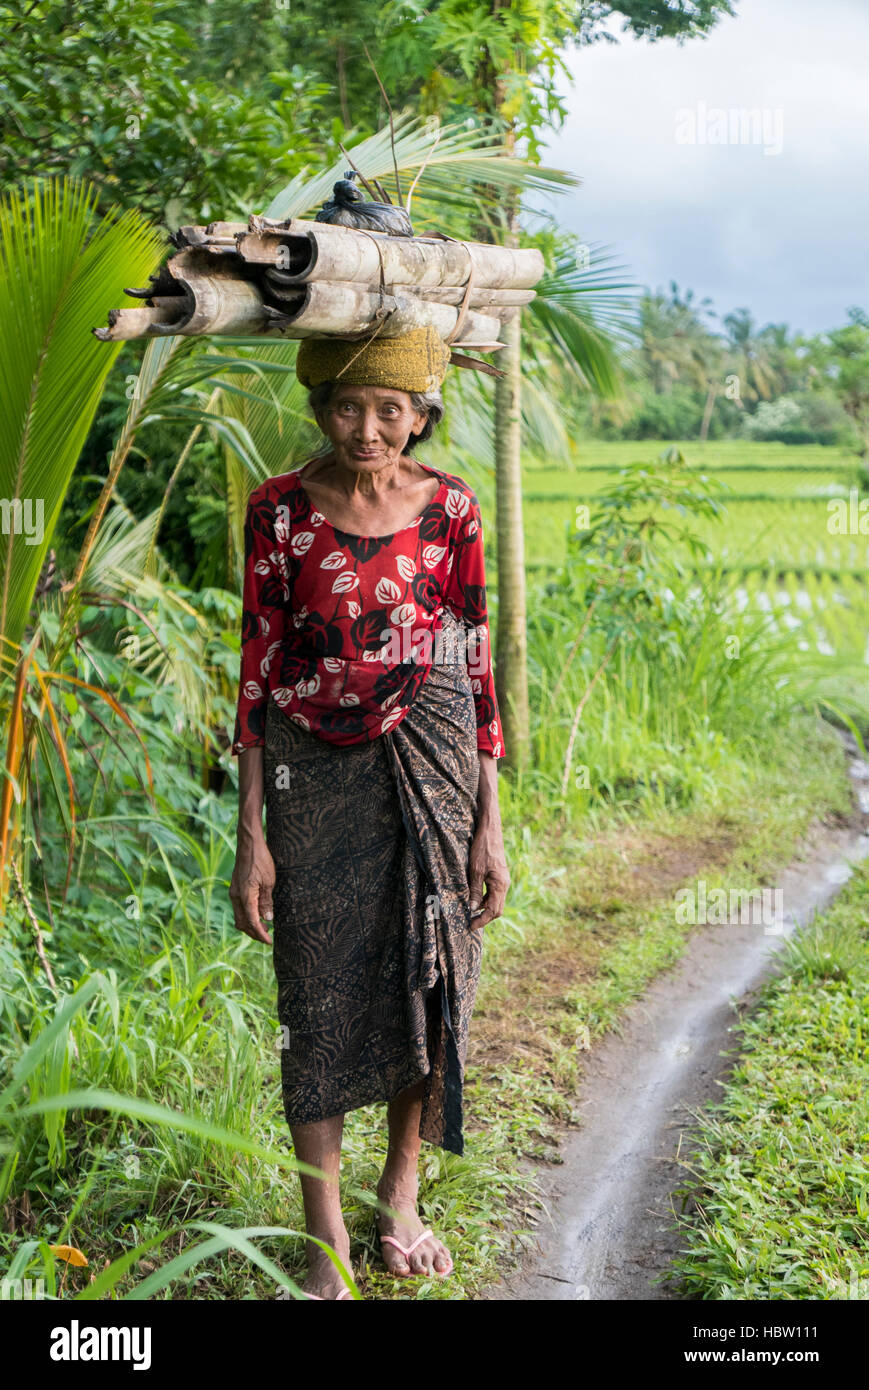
left=541, top=0, right=868, bottom=336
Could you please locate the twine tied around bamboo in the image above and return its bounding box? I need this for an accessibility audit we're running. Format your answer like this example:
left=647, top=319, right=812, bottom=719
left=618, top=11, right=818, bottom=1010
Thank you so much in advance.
left=322, top=229, right=505, bottom=386
left=331, top=229, right=397, bottom=384
left=426, top=231, right=506, bottom=380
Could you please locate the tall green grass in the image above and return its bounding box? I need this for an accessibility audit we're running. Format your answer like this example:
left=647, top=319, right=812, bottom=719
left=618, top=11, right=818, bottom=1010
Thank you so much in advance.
left=510, top=449, right=869, bottom=822
left=665, top=861, right=869, bottom=1301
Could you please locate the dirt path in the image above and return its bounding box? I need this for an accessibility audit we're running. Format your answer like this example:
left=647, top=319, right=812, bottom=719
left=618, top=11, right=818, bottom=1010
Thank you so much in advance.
left=484, top=743, right=869, bottom=1302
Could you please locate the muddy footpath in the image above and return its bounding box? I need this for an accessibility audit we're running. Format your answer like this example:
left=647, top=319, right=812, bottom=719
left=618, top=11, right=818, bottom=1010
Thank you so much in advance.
left=483, top=738, right=869, bottom=1302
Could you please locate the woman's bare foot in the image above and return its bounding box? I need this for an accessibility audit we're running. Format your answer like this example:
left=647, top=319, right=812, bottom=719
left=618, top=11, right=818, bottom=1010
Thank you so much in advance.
left=301, top=1223, right=354, bottom=1299
left=375, top=1172, right=452, bottom=1278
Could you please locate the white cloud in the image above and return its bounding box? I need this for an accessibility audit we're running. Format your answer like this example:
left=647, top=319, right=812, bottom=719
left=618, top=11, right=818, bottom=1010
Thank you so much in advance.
left=542, top=0, right=869, bottom=333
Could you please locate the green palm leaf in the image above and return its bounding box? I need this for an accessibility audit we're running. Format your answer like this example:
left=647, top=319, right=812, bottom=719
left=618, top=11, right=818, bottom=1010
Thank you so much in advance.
left=67, top=335, right=304, bottom=601
left=527, top=243, right=637, bottom=397
left=262, top=110, right=575, bottom=221
left=204, top=340, right=320, bottom=589
left=0, top=178, right=164, bottom=651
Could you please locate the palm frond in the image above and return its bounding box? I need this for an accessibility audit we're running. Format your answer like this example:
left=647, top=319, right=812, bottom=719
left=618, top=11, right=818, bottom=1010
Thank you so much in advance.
left=79, top=503, right=169, bottom=596
left=202, top=340, right=320, bottom=588
left=68, top=335, right=311, bottom=601
left=262, top=111, right=576, bottom=221
left=527, top=244, right=638, bottom=396
left=0, top=178, right=164, bottom=650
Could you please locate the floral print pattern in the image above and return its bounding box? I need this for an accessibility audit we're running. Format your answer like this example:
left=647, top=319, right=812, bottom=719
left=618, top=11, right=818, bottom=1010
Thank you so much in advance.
left=231, top=459, right=505, bottom=759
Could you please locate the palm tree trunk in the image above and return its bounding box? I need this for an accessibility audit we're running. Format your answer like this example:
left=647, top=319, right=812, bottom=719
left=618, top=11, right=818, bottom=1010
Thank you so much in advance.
left=494, top=304, right=529, bottom=768
left=699, top=381, right=718, bottom=441
left=336, top=43, right=352, bottom=128
left=471, top=7, right=530, bottom=767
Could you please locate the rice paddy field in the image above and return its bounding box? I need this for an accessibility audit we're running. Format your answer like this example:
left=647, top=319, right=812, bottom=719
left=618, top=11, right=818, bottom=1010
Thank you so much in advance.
left=521, top=442, right=869, bottom=670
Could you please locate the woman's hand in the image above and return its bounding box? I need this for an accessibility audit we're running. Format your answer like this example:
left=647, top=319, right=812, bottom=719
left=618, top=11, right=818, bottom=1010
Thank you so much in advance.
left=230, top=829, right=276, bottom=945
left=468, top=814, right=510, bottom=930
left=467, top=750, right=509, bottom=929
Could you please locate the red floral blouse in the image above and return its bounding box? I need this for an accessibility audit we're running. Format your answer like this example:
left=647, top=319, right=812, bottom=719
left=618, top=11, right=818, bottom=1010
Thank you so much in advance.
left=231, top=459, right=505, bottom=760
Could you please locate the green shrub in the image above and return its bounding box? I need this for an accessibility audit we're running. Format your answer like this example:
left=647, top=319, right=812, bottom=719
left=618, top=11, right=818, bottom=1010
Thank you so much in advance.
left=743, top=391, right=856, bottom=447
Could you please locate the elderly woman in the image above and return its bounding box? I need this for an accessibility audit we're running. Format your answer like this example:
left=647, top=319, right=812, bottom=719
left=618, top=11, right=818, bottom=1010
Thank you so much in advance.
left=228, top=326, right=510, bottom=1300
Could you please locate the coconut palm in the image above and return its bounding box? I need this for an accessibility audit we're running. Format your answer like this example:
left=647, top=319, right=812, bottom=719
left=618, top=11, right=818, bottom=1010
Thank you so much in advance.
left=0, top=180, right=164, bottom=908
left=638, top=282, right=718, bottom=395
left=723, top=307, right=783, bottom=404
left=0, top=180, right=318, bottom=909
left=526, top=240, right=635, bottom=396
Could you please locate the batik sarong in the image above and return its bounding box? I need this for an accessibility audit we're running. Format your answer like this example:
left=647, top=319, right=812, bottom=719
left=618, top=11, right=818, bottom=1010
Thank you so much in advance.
left=264, top=609, right=483, bottom=1154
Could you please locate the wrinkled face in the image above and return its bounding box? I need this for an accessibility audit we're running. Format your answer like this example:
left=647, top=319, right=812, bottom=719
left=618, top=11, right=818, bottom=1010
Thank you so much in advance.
left=316, top=384, right=427, bottom=473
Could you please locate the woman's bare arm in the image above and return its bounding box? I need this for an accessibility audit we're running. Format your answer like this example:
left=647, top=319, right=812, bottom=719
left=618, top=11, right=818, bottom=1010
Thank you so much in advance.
left=229, top=746, right=275, bottom=945
left=237, top=743, right=266, bottom=841
left=468, top=751, right=510, bottom=929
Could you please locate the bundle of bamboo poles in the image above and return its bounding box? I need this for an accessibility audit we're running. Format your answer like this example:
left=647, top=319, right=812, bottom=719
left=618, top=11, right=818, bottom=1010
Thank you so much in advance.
left=93, top=216, right=545, bottom=350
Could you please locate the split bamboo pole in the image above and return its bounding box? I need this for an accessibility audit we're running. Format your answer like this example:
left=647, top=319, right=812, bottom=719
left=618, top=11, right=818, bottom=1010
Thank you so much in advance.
left=240, top=217, right=545, bottom=289
left=96, top=275, right=510, bottom=345
left=93, top=217, right=546, bottom=346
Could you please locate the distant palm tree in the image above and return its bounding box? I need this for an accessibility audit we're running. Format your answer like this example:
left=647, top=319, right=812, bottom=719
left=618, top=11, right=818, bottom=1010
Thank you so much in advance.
left=723, top=307, right=783, bottom=404
left=638, top=282, right=719, bottom=395
left=756, top=321, right=803, bottom=395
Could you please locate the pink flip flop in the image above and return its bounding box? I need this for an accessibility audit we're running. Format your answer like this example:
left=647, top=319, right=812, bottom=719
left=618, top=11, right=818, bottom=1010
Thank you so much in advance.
left=303, top=1286, right=353, bottom=1300
left=379, top=1227, right=454, bottom=1277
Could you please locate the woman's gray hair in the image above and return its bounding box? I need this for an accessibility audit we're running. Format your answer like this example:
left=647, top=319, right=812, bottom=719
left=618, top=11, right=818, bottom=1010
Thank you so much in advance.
left=308, top=381, right=445, bottom=445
